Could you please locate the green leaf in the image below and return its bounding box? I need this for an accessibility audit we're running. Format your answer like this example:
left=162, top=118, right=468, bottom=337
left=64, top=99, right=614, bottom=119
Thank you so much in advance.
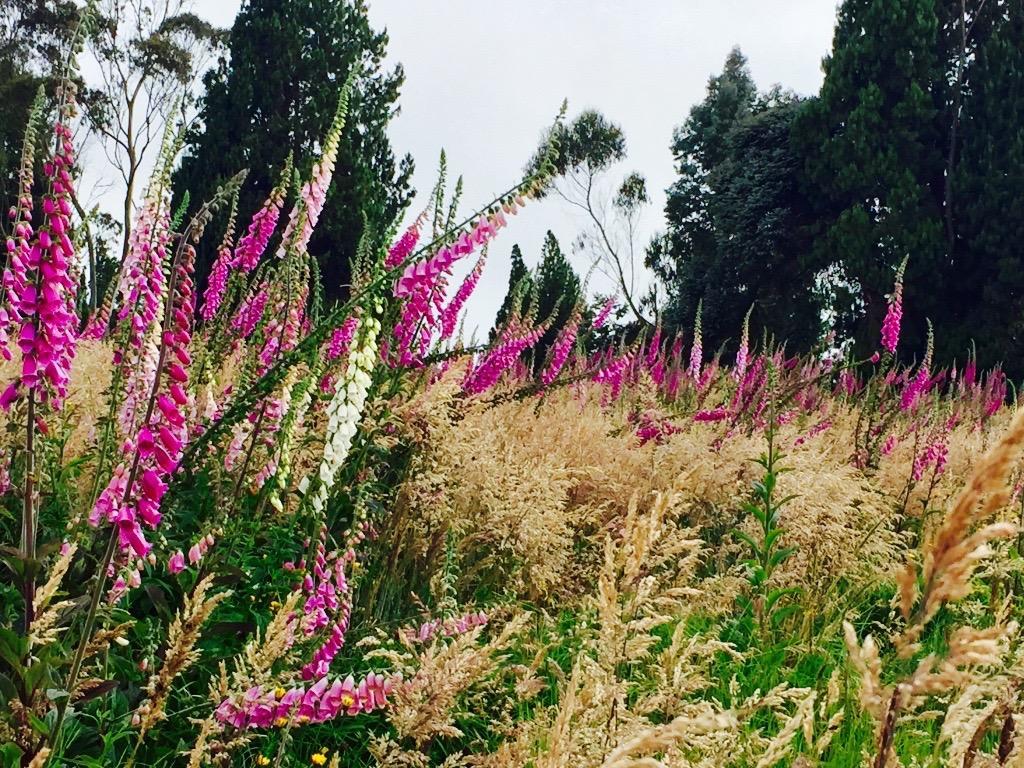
left=733, top=530, right=762, bottom=556
left=27, top=710, right=50, bottom=738
left=0, top=743, right=23, bottom=768
left=0, top=627, right=27, bottom=672
left=0, top=673, right=17, bottom=707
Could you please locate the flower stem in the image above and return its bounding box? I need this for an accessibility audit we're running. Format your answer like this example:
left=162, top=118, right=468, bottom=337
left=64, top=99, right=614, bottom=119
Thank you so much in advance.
left=21, top=389, right=36, bottom=631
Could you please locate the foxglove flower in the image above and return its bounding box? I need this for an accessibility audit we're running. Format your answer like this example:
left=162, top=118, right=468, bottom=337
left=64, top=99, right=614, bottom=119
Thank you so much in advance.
left=214, top=672, right=396, bottom=730
left=592, top=297, right=616, bottom=330
left=463, top=321, right=547, bottom=395
left=385, top=210, right=427, bottom=268
left=688, top=300, right=703, bottom=380
left=541, top=308, right=581, bottom=388
left=233, top=173, right=288, bottom=274
left=2, top=112, right=80, bottom=408
left=89, top=247, right=197, bottom=557
left=301, top=312, right=381, bottom=519
left=880, top=257, right=907, bottom=355
left=439, top=250, right=486, bottom=340
left=734, top=307, right=751, bottom=381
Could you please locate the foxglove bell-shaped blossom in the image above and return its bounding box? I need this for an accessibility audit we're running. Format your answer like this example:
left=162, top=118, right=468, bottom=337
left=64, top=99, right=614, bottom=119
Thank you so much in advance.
left=592, top=297, right=616, bottom=330
left=541, top=309, right=581, bottom=388
left=233, top=183, right=286, bottom=274
left=302, top=313, right=381, bottom=519
left=688, top=301, right=703, bottom=381
left=880, top=257, right=907, bottom=355
left=463, top=321, right=547, bottom=395
left=439, top=251, right=487, bottom=340
left=2, top=115, right=80, bottom=408
left=90, top=247, right=197, bottom=558
left=214, top=672, right=396, bottom=730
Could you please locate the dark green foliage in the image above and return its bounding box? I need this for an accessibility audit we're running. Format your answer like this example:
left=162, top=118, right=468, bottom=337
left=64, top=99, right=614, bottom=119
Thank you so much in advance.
left=954, top=4, right=1024, bottom=372
left=652, top=4, right=1024, bottom=376
left=172, top=0, right=413, bottom=302
left=526, top=108, right=626, bottom=190
left=653, top=49, right=823, bottom=352
left=493, top=244, right=532, bottom=334
left=793, top=0, right=945, bottom=354
left=0, top=1, right=80, bottom=237
left=492, top=234, right=582, bottom=369
left=532, top=232, right=582, bottom=369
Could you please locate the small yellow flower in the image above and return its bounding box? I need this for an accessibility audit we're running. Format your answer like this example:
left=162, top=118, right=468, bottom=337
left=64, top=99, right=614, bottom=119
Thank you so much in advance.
left=311, top=753, right=328, bottom=766
left=274, top=687, right=286, bottom=699
left=270, top=600, right=281, bottom=610
left=256, top=757, right=271, bottom=766
left=274, top=716, right=288, bottom=727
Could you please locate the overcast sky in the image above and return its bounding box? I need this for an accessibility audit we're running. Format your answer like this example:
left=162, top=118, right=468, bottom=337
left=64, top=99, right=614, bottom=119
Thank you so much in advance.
left=184, top=1, right=842, bottom=334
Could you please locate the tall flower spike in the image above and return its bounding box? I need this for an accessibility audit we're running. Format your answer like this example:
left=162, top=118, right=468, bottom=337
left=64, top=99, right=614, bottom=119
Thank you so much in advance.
left=1, top=88, right=47, bottom=362
left=541, top=307, right=582, bottom=388
left=439, top=248, right=487, bottom=340
left=734, top=305, right=752, bottom=381
left=391, top=203, right=520, bottom=367
left=385, top=208, right=427, bottom=268
left=200, top=188, right=241, bottom=322
left=688, top=299, right=703, bottom=380
left=463, top=319, right=548, bottom=395
left=233, top=155, right=291, bottom=274
left=881, top=256, right=907, bottom=356
left=592, top=296, right=616, bottom=330
left=278, top=75, right=354, bottom=258
left=300, top=308, right=382, bottom=520
left=2, top=87, right=80, bottom=409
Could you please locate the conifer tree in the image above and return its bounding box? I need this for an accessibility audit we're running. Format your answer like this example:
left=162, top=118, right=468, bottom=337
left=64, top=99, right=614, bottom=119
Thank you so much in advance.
left=955, top=4, right=1024, bottom=371
left=172, top=0, right=413, bottom=301
left=794, top=0, right=945, bottom=354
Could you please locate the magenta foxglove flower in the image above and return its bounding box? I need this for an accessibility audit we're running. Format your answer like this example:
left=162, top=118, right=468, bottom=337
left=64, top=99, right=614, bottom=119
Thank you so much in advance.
left=89, top=248, right=197, bottom=558
left=2, top=116, right=80, bottom=409
left=327, top=316, right=359, bottom=360
left=880, top=257, right=907, bottom=355
left=232, top=282, right=269, bottom=340
left=233, top=183, right=286, bottom=274
left=168, top=551, right=186, bottom=574
left=439, top=251, right=487, bottom=340
left=385, top=210, right=426, bottom=268
left=214, top=672, right=397, bottom=730
left=463, top=321, right=547, bottom=395
left=592, top=297, right=616, bottom=330
left=693, top=407, right=728, bottom=423
left=541, top=310, right=581, bottom=388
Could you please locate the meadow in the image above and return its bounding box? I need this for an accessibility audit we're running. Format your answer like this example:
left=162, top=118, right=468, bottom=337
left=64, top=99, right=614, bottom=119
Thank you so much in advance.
left=2, top=61, right=1024, bottom=768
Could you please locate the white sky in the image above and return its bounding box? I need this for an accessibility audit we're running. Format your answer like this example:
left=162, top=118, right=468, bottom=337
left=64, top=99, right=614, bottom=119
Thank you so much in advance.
left=116, top=1, right=843, bottom=335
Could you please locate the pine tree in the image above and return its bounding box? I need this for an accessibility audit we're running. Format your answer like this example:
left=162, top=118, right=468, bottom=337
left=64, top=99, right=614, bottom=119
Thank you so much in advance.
left=493, top=244, right=533, bottom=334
left=532, top=231, right=582, bottom=369
left=794, top=0, right=945, bottom=355
left=653, top=48, right=757, bottom=311
left=172, top=0, right=413, bottom=302
left=653, top=49, right=822, bottom=353
left=955, top=3, right=1024, bottom=373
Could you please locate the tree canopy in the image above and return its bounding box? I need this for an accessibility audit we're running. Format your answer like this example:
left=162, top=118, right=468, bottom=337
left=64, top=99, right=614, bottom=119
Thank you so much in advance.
left=172, top=0, right=413, bottom=302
